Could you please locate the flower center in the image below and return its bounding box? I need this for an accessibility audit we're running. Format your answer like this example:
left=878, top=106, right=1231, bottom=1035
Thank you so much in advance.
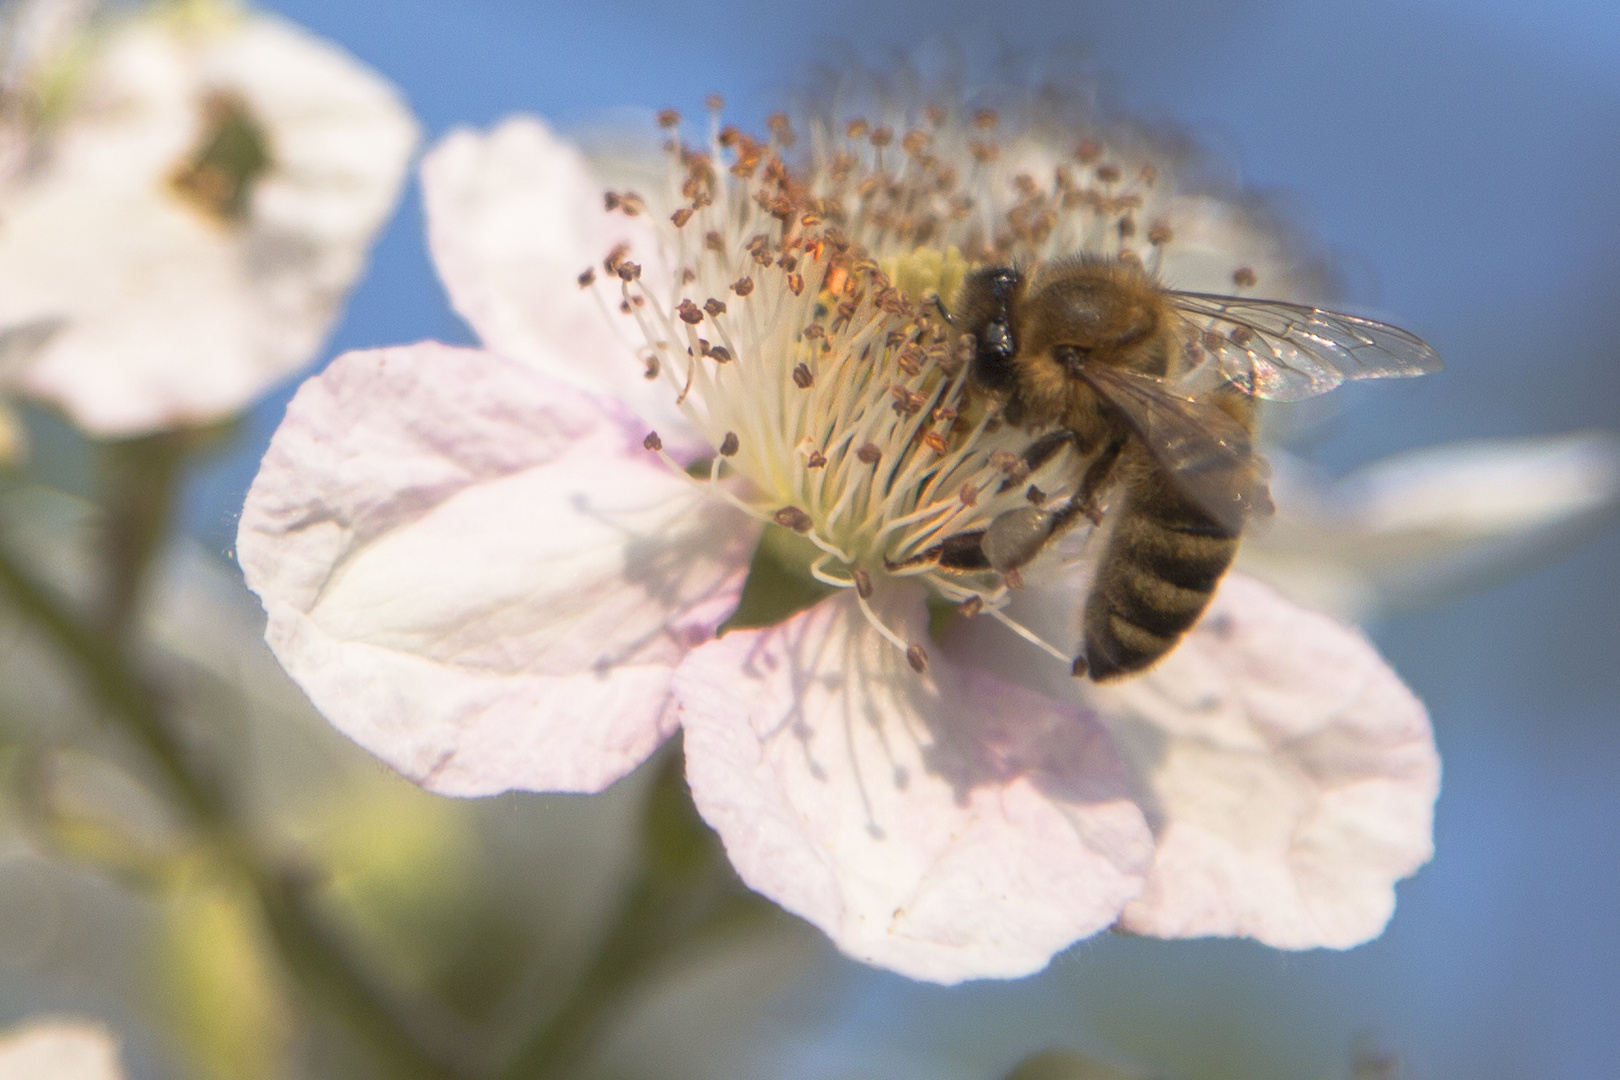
left=580, top=101, right=1222, bottom=668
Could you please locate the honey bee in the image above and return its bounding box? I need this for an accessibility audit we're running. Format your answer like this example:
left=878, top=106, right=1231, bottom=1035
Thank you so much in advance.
left=935, top=256, right=1440, bottom=681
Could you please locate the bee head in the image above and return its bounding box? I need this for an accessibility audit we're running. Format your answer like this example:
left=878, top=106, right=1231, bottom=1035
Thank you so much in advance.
left=952, top=266, right=1025, bottom=393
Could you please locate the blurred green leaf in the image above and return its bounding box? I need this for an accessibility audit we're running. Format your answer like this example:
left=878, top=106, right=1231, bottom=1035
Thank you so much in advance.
left=160, top=879, right=294, bottom=1080
left=719, top=525, right=835, bottom=634
left=309, top=776, right=536, bottom=1026
left=1006, top=1049, right=1157, bottom=1080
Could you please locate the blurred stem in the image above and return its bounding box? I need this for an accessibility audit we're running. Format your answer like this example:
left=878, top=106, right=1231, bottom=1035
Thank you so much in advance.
left=494, top=740, right=768, bottom=1080
left=0, top=500, right=467, bottom=1080
left=96, top=430, right=197, bottom=638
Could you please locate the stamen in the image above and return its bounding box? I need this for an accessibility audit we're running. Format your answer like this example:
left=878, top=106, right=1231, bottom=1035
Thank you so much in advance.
left=983, top=606, right=1073, bottom=665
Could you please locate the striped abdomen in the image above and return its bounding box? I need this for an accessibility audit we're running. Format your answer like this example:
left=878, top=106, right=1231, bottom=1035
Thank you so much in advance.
left=1081, top=464, right=1239, bottom=682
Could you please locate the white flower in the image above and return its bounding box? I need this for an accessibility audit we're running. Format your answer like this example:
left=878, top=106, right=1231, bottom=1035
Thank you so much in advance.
left=0, top=0, right=418, bottom=445
left=240, top=101, right=1440, bottom=983
left=1241, top=432, right=1620, bottom=622
left=0, top=1019, right=124, bottom=1080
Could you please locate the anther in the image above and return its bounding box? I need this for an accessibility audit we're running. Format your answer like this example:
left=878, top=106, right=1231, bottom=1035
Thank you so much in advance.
left=1095, top=163, right=1122, bottom=184
left=643, top=431, right=663, bottom=452
left=856, top=443, right=881, bottom=464
left=1075, top=139, right=1102, bottom=164
left=974, top=108, right=998, bottom=130
left=671, top=207, right=694, bottom=227
left=958, top=483, right=978, bottom=507
left=676, top=299, right=704, bottom=324
left=767, top=112, right=795, bottom=147
left=792, top=363, right=814, bottom=389
left=906, top=644, right=928, bottom=674
left=852, top=568, right=874, bottom=599
left=731, top=276, right=754, bottom=296
left=1147, top=220, right=1173, bottom=245
left=703, top=297, right=727, bottom=316
left=806, top=450, right=827, bottom=469
left=890, top=387, right=926, bottom=415
left=1232, top=266, right=1258, bottom=288
left=960, top=596, right=984, bottom=618
left=643, top=355, right=660, bottom=379
left=1004, top=569, right=1025, bottom=591
left=1026, top=485, right=1047, bottom=506
left=577, top=267, right=595, bottom=288
left=870, top=126, right=893, bottom=148
left=707, top=344, right=732, bottom=363
left=616, top=261, right=641, bottom=282
left=706, top=93, right=723, bottom=112
left=705, top=230, right=726, bottom=253
left=922, top=431, right=949, bottom=454
left=603, top=243, right=630, bottom=274
left=657, top=108, right=681, bottom=129
left=718, top=431, right=740, bottom=456
left=774, top=506, right=813, bottom=533
left=786, top=272, right=805, bottom=296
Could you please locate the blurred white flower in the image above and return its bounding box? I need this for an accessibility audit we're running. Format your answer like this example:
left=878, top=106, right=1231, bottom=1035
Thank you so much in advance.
left=0, top=1019, right=123, bottom=1080
left=1242, top=431, right=1620, bottom=622
left=240, top=103, right=1439, bottom=983
left=0, top=0, right=419, bottom=443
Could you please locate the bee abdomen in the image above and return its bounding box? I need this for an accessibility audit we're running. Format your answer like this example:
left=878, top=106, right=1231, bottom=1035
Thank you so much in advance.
left=1082, top=488, right=1239, bottom=682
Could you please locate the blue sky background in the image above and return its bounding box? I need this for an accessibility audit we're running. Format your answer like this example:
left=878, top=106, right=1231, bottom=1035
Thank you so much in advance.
left=185, top=1, right=1620, bottom=1077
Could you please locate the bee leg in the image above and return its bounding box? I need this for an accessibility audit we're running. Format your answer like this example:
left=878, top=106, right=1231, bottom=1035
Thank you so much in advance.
left=935, top=531, right=992, bottom=571
left=1075, top=434, right=1128, bottom=524
left=997, top=429, right=1080, bottom=492
left=884, top=530, right=993, bottom=573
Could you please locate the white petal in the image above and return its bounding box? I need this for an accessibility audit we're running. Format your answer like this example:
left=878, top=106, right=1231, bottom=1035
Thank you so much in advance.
left=1243, top=432, right=1620, bottom=620
left=0, top=13, right=418, bottom=435
left=0, top=1020, right=123, bottom=1080
left=675, top=587, right=1154, bottom=984
left=1089, top=575, right=1440, bottom=948
left=239, top=342, right=756, bottom=796
left=421, top=116, right=702, bottom=449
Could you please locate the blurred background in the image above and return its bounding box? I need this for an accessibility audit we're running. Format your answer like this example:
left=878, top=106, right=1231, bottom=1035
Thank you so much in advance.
left=4, top=0, right=1620, bottom=1077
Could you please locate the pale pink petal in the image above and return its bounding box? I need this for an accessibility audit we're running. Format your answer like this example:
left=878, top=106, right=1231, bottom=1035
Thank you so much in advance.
left=1244, top=433, right=1620, bottom=620
left=939, top=572, right=1437, bottom=950
left=0, top=15, right=417, bottom=436
left=421, top=117, right=700, bottom=448
left=675, top=587, right=1154, bottom=984
left=1088, top=575, right=1440, bottom=948
left=239, top=342, right=756, bottom=796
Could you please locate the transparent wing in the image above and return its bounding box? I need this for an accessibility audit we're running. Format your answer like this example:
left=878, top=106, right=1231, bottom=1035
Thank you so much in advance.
left=1170, top=292, right=1441, bottom=402
left=1077, top=365, right=1270, bottom=533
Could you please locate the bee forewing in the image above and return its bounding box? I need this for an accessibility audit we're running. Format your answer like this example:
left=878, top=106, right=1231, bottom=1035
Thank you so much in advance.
left=1075, top=366, right=1265, bottom=534
left=1170, top=293, right=1442, bottom=403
